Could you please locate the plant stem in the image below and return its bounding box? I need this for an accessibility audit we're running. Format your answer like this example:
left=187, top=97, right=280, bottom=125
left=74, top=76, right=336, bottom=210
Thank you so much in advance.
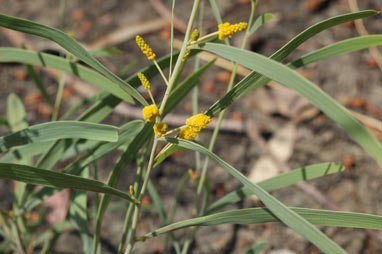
left=124, top=1, right=202, bottom=252
left=181, top=2, right=257, bottom=253
left=154, top=60, right=169, bottom=86
left=169, top=0, right=176, bottom=80
left=193, top=0, right=205, bottom=173
left=159, top=0, right=202, bottom=117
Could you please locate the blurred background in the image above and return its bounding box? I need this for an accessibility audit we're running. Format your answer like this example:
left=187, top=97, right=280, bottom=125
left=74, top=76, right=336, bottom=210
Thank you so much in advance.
left=0, top=0, right=381, bottom=253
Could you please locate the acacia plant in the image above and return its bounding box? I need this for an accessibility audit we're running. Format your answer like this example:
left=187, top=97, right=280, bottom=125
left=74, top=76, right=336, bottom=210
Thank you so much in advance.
left=0, top=1, right=381, bottom=254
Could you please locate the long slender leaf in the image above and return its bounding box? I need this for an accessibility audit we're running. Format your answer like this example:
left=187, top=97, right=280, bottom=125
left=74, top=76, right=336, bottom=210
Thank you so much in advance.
left=249, top=13, right=273, bottom=36
left=202, top=43, right=382, bottom=164
left=70, top=168, right=93, bottom=254
left=6, top=93, right=28, bottom=133
left=0, top=121, right=119, bottom=153
left=289, top=35, right=382, bottom=68
left=207, top=162, right=345, bottom=214
left=0, top=163, right=134, bottom=202
left=0, top=48, right=134, bottom=103
left=0, top=14, right=147, bottom=105
left=164, top=138, right=346, bottom=254
left=144, top=207, right=382, bottom=238
left=205, top=10, right=378, bottom=117
left=20, top=120, right=144, bottom=212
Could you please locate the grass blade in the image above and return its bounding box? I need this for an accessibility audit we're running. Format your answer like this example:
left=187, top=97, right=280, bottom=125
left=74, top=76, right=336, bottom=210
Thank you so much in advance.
left=164, top=138, right=347, bottom=254
left=144, top=207, right=382, bottom=238
left=0, top=163, right=134, bottom=202
left=202, top=43, right=382, bottom=164
left=207, top=162, right=345, bottom=214
left=0, top=14, right=147, bottom=105
left=0, top=121, right=119, bottom=153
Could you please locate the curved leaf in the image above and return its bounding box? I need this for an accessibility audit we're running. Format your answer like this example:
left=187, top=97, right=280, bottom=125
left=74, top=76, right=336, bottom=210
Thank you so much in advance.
left=164, top=137, right=347, bottom=254
left=0, top=48, right=134, bottom=103
left=207, top=162, right=345, bottom=214
left=0, top=14, right=147, bottom=105
left=0, top=121, right=119, bottom=153
left=202, top=43, right=382, bottom=164
left=0, top=163, right=134, bottom=202
left=289, top=35, right=382, bottom=68
left=144, top=207, right=382, bottom=238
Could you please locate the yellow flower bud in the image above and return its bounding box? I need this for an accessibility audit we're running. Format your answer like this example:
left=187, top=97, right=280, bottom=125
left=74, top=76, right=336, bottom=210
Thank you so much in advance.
left=153, top=122, right=168, bottom=137
left=191, top=29, right=200, bottom=41
left=142, top=104, right=159, bottom=122
left=182, top=49, right=191, bottom=62
left=129, top=185, right=135, bottom=196
left=136, top=35, right=156, bottom=60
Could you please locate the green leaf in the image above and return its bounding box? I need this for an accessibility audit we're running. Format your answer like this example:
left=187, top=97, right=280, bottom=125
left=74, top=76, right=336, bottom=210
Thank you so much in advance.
left=289, top=35, right=382, bottom=69
left=0, top=117, right=9, bottom=127
left=144, top=207, right=382, bottom=238
left=0, top=121, right=119, bottom=153
left=207, top=162, right=345, bottom=214
left=0, top=141, right=53, bottom=163
left=202, top=43, right=382, bottom=164
left=0, top=48, right=134, bottom=103
left=70, top=168, right=93, bottom=254
left=205, top=10, right=378, bottom=117
left=246, top=241, right=268, bottom=254
left=163, top=138, right=346, bottom=254
left=6, top=93, right=28, bottom=133
left=249, top=13, right=273, bottom=36
left=0, top=163, right=134, bottom=202
left=0, top=14, right=147, bottom=105
left=20, top=120, right=144, bottom=212
left=153, top=143, right=186, bottom=168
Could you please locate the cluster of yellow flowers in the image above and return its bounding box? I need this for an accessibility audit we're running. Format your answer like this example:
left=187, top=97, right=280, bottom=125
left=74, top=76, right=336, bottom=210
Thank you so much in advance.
left=218, top=22, right=248, bottom=40
left=142, top=105, right=159, bottom=122
left=136, top=35, right=156, bottom=60
left=179, top=113, right=211, bottom=140
left=136, top=20, right=246, bottom=139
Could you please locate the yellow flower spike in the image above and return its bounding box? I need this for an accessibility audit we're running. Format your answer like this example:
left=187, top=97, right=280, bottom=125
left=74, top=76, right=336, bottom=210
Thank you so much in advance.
left=218, top=22, right=248, bottom=40
left=186, top=113, right=211, bottom=132
left=191, top=29, right=200, bottom=41
left=136, top=35, right=156, bottom=60
left=142, top=104, right=159, bottom=122
left=138, top=72, right=150, bottom=90
left=179, top=126, right=198, bottom=140
left=153, top=122, right=168, bottom=137
left=129, top=185, right=135, bottom=196
left=182, top=49, right=191, bottom=62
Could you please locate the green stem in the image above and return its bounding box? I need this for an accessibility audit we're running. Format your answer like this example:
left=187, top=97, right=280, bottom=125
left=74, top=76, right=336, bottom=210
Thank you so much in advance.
left=124, top=138, right=158, bottom=254
left=52, top=72, right=66, bottom=121
left=159, top=0, right=202, bottom=117
left=169, top=0, right=176, bottom=80
left=181, top=2, right=257, bottom=253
